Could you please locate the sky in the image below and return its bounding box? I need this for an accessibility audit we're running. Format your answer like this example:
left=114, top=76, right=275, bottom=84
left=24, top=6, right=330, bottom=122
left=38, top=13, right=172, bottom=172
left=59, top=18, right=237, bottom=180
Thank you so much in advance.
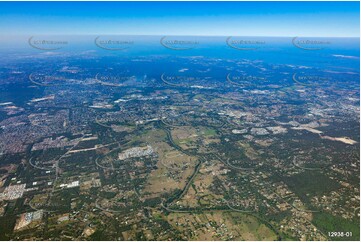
left=0, top=1, right=359, bottom=37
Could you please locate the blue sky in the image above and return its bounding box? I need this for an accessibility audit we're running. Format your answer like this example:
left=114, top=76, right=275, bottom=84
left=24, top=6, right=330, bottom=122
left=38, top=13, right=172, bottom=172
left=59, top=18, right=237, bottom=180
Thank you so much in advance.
left=0, top=1, right=359, bottom=37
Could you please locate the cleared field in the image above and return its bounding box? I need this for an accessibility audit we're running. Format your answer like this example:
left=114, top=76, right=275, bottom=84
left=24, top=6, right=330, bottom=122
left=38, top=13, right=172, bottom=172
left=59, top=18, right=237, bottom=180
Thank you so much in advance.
left=175, top=159, right=226, bottom=208
left=140, top=128, right=198, bottom=199
left=171, top=126, right=220, bottom=150
left=167, top=211, right=277, bottom=241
